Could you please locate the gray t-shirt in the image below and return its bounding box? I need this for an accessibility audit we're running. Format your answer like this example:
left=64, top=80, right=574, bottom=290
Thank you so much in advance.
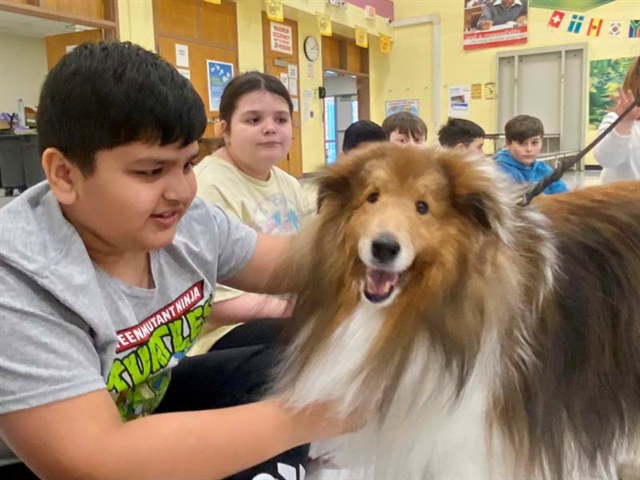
left=0, top=183, right=257, bottom=465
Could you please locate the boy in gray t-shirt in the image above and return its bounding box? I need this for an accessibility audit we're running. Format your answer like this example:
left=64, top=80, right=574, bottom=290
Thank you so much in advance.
left=0, top=42, right=350, bottom=480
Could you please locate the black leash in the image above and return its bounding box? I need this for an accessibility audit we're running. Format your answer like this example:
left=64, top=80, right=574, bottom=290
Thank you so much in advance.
left=518, top=97, right=639, bottom=207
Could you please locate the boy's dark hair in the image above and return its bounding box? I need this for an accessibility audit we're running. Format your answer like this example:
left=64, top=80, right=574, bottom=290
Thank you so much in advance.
left=219, top=71, right=293, bottom=127
left=342, top=120, right=386, bottom=152
left=381, top=112, right=428, bottom=142
left=438, top=118, right=485, bottom=147
left=37, top=41, right=207, bottom=176
left=504, top=114, right=544, bottom=143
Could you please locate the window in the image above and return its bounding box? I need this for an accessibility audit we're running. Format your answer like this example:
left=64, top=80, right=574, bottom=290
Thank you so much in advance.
left=324, top=96, right=337, bottom=164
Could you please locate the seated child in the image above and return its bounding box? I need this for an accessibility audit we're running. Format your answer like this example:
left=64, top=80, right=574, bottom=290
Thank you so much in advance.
left=381, top=112, right=428, bottom=148
left=0, top=41, right=352, bottom=480
left=342, top=120, right=386, bottom=152
left=190, top=71, right=313, bottom=353
left=437, top=117, right=486, bottom=154
left=494, top=114, right=569, bottom=195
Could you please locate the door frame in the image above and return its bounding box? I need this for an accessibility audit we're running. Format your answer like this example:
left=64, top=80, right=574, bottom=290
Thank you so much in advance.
left=261, top=13, right=303, bottom=178
left=321, top=35, right=370, bottom=164
left=496, top=43, right=588, bottom=157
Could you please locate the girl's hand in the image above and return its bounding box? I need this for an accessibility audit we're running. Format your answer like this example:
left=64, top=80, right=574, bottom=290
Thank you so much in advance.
left=611, top=88, right=640, bottom=135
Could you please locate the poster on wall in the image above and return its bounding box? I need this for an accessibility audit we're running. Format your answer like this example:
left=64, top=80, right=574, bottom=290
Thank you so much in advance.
left=471, top=83, right=483, bottom=99
left=588, top=56, right=635, bottom=130
left=385, top=99, right=419, bottom=116
left=176, top=44, right=189, bottom=67
left=484, top=81, right=496, bottom=99
left=448, top=85, right=471, bottom=117
left=463, top=0, right=528, bottom=51
left=207, top=60, right=234, bottom=111
left=279, top=72, right=289, bottom=89
left=270, top=21, right=293, bottom=55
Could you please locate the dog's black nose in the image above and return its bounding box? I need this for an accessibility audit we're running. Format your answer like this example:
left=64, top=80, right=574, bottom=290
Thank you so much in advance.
left=371, top=235, right=401, bottom=263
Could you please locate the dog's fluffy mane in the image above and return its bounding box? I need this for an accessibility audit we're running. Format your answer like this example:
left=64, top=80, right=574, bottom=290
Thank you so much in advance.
left=271, top=144, right=640, bottom=478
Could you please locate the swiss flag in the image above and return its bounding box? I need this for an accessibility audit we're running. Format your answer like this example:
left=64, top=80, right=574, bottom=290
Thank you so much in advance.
left=548, top=10, right=565, bottom=28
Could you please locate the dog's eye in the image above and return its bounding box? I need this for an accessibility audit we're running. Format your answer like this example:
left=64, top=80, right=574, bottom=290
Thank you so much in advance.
left=416, top=201, right=429, bottom=215
left=367, top=192, right=379, bottom=203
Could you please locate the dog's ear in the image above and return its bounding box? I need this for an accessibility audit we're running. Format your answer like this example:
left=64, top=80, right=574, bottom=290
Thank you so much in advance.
left=315, top=153, right=362, bottom=212
left=454, top=190, right=497, bottom=231
left=316, top=169, right=351, bottom=212
left=441, top=152, right=511, bottom=237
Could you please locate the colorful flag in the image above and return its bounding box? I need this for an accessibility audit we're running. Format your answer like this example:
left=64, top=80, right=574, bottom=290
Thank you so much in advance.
left=265, top=0, right=283, bottom=22
left=609, top=21, right=622, bottom=37
left=567, top=14, right=585, bottom=34
left=547, top=10, right=565, bottom=28
left=587, top=18, right=603, bottom=36
left=355, top=26, right=368, bottom=48
left=629, top=20, right=640, bottom=38
left=379, top=34, right=392, bottom=54
left=317, top=13, right=332, bottom=37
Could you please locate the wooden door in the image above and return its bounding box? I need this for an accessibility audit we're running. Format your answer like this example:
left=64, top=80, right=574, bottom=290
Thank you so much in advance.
left=44, top=29, right=104, bottom=70
left=261, top=13, right=302, bottom=178
left=154, top=0, right=238, bottom=139
left=157, top=37, right=237, bottom=138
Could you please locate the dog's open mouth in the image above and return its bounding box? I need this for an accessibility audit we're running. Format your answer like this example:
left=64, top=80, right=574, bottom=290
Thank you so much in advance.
left=363, top=268, right=401, bottom=304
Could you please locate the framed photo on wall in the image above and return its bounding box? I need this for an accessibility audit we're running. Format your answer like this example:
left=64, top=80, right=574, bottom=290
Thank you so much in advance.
left=463, top=0, right=529, bottom=51
left=207, top=60, right=234, bottom=112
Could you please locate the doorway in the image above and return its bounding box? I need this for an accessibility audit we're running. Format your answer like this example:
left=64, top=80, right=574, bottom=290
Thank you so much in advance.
left=497, top=44, right=587, bottom=165
left=321, top=35, right=370, bottom=163
left=323, top=72, right=359, bottom=163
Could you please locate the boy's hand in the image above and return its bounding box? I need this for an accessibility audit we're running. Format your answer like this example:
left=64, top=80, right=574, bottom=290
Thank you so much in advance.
left=284, top=399, right=367, bottom=445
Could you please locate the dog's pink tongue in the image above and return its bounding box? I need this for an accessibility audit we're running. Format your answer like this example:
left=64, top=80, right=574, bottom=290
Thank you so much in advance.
left=366, top=269, right=399, bottom=295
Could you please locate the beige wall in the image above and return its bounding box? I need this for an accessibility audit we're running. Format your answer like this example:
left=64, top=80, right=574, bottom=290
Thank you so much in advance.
left=118, top=0, right=155, bottom=51
left=0, top=33, right=48, bottom=113
left=236, top=0, right=264, bottom=72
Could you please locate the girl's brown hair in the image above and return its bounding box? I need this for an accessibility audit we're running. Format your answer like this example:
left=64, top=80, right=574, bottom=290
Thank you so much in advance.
left=622, top=55, right=640, bottom=99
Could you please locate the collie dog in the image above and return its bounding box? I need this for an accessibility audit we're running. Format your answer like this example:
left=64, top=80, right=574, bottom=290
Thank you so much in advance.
left=272, top=144, right=640, bottom=479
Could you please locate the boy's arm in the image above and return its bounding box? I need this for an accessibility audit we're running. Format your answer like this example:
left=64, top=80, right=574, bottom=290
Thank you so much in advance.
left=537, top=161, right=569, bottom=194
left=198, top=177, right=293, bottom=323
left=223, top=233, right=293, bottom=294
left=0, top=389, right=343, bottom=480
left=207, top=292, right=292, bottom=325
left=547, top=179, right=570, bottom=194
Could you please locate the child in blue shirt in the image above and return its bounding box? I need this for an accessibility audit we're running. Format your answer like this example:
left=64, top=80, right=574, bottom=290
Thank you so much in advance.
left=494, top=114, right=569, bottom=195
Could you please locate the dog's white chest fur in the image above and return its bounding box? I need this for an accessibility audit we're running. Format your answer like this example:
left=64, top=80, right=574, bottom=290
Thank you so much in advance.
left=286, top=301, right=387, bottom=412
left=287, top=301, right=513, bottom=479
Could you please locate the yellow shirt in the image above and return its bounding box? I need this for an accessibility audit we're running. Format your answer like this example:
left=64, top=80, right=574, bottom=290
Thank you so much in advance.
left=189, top=154, right=314, bottom=354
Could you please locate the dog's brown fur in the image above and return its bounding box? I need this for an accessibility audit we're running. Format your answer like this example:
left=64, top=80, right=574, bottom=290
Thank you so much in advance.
left=272, top=144, right=640, bottom=478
